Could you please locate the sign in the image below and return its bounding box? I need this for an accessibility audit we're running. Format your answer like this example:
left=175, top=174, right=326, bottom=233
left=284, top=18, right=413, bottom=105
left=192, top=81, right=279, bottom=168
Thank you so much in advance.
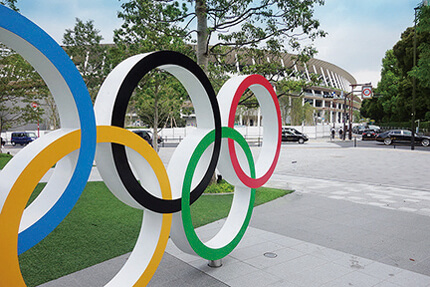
left=362, top=86, right=373, bottom=99
left=31, top=102, right=38, bottom=108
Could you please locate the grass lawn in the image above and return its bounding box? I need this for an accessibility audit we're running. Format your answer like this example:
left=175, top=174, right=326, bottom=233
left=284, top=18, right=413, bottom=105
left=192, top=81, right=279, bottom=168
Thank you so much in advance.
left=0, top=153, right=12, bottom=169
left=18, top=182, right=292, bottom=286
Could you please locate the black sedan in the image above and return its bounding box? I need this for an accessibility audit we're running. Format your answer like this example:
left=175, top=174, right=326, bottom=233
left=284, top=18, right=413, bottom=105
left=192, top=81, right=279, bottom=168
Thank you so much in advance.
left=376, top=130, right=430, bottom=147
left=281, top=129, right=308, bottom=144
left=361, top=130, right=378, bottom=141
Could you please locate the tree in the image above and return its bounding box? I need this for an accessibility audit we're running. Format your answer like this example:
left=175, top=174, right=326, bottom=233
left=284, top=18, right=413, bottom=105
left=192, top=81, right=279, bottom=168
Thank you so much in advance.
left=0, top=53, right=45, bottom=139
left=115, top=0, right=194, bottom=151
left=361, top=49, right=401, bottom=122
left=116, top=0, right=326, bottom=149
left=62, top=18, right=107, bottom=101
left=393, top=24, right=430, bottom=122
left=0, top=0, right=18, bottom=11
left=364, top=12, right=430, bottom=124
left=133, top=0, right=325, bottom=70
left=411, top=4, right=430, bottom=88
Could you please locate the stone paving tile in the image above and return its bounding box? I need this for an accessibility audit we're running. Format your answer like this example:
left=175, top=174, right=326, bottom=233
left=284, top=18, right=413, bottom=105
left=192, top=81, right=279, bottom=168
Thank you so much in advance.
left=243, top=247, right=305, bottom=269
left=226, top=270, right=283, bottom=287
left=386, top=269, right=430, bottom=287
left=320, top=271, right=382, bottom=287
left=37, top=146, right=430, bottom=286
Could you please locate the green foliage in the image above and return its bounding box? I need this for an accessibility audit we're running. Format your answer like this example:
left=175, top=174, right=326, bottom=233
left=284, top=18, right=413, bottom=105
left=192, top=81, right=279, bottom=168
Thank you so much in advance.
left=0, top=0, right=18, bottom=11
left=114, top=0, right=196, bottom=148
left=0, top=53, right=46, bottom=133
left=194, top=0, right=325, bottom=61
left=62, top=18, right=107, bottom=102
left=114, top=0, right=194, bottom=58
left=411, top=5, right=430, bottom=87
left=287, top=97, right=314, bottom=125
left=114, top=0, right=326, bottom=132
left=19, top=181, right=291, bottom=286
left=363, top=5, right=430, bottom=124
left=204, top=180, right=234, bottom=193
left=134, top=72, right=188, bottom=131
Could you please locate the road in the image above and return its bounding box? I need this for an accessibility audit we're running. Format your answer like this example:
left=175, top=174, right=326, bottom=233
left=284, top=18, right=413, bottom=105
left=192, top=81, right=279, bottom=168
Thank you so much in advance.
left=333, top=138, right=430, bottom=151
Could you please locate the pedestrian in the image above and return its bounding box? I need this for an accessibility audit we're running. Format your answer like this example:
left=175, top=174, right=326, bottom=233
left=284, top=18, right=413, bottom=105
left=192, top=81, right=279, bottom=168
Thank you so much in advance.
left=331, top=128, right=335, bottom=140
left=339, top=128, right=343, bottom=139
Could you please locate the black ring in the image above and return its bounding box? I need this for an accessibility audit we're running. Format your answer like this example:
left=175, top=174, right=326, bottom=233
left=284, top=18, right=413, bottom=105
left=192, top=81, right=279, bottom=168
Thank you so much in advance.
left=111, top=51, right=221, bottom=213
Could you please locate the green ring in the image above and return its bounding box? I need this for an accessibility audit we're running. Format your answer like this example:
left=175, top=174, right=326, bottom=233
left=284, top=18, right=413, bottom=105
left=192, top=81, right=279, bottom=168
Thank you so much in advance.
left=181, top=127, right=256, bottom=260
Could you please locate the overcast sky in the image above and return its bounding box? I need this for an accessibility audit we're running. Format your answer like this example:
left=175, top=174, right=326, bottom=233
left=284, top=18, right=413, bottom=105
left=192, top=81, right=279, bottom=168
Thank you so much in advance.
left=15, top=0, right=420, bottom=88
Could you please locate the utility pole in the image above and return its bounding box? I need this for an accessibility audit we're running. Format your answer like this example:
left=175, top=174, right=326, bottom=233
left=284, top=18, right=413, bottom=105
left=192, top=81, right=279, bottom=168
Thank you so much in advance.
left=343, top=94, right=347, bottom=140
left=349, top=92, right=354, bottom=140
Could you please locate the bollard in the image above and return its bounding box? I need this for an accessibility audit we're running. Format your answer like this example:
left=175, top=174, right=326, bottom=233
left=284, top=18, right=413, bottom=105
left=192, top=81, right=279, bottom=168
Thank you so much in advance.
left=208, top=259, right=222, bottom=268
left=353, top=137, right=356, bottom=147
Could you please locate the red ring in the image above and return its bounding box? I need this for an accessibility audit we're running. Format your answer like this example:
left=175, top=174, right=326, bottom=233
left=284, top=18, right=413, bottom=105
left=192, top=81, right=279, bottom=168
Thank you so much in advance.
left=227, top=74, right=282, bottom=188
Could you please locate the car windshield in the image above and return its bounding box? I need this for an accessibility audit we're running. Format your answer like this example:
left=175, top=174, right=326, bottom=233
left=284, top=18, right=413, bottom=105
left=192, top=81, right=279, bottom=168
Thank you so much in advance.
left=403, top=130, right=412, bottom=136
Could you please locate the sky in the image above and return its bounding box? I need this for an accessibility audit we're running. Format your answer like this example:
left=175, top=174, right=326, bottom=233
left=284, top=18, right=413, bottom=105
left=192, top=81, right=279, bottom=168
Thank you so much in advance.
left=13, top=0, right=421, bottom=89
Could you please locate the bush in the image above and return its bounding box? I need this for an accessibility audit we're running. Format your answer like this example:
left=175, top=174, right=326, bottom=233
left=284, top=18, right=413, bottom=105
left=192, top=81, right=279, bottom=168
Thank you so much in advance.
left=204, top=180, right=234, bottom=193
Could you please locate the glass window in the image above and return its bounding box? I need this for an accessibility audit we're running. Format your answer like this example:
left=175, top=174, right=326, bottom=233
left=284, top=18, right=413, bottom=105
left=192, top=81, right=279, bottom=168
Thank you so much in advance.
left=403, top=130, right=412, bottom=136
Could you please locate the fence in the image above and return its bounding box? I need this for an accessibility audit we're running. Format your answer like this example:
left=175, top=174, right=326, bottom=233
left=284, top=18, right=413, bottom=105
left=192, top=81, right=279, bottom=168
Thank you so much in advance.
left=1, top=124, right=334, bottom=147
left=158, top=124, right=333, bottom=145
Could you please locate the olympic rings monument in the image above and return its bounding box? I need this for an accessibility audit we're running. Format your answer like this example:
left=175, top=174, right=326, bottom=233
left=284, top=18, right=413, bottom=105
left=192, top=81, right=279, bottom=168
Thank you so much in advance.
left=0, top=5, right=281, bottom=286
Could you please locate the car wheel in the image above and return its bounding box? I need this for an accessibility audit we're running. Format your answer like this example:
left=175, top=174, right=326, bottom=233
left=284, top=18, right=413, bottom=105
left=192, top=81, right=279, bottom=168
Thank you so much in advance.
left=298, top=138, right=305, bottom=144
left=383, top=138, right=392, bottom=145
left=12, top=142, right=16, bottom=146
left=422, top=139, right=430, bottom=147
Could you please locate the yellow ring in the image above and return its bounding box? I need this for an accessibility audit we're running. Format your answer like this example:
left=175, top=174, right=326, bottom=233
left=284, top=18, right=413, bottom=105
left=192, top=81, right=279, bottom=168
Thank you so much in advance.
left=0, top=126, right=172, bottom=286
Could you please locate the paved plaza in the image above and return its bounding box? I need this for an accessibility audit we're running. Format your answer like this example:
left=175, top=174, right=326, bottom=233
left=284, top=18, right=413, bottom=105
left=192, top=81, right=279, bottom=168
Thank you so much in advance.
left=25, top=140, right=430, bottom=286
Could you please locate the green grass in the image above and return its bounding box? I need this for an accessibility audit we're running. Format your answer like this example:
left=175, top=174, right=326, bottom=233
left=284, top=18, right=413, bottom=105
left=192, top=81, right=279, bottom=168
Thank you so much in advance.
left=0, top=153, right=12, bottom=169
left=18, top=182, right=292, bottom=286
left=204, top=179, right=234, bottom=193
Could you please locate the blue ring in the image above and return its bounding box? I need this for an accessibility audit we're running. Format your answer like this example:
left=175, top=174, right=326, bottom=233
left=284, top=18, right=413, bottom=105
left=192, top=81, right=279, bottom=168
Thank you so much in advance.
left=0, top=5, right=96, bottom=254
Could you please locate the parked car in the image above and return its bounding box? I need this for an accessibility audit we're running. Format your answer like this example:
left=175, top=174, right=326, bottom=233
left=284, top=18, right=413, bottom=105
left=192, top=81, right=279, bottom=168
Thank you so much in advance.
left=368, top=125, right=381, bottom=133
left=11, top=132, right=37, bottom=146
left=282, top=127, right=307, bottom=137
left=375, top=129, right=430, bottom=147
left=353, top=124, right=381, bottom=134
left=361, top=130, right=378, bottom=141
left=281, top=128, right=308, bottom=144
left=352, top=125, right=367, bottom=134
left=132, top=129, right=163, bottom=148
left=1, top=136, right=5, bottom=146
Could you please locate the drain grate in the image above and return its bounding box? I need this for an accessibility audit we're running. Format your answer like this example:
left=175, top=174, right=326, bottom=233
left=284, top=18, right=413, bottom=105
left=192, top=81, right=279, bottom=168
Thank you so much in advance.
left=263, top=252, right=277, bottom=258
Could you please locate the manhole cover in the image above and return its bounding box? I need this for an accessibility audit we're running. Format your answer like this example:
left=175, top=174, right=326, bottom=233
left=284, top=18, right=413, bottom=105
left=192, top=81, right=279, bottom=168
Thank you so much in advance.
left=264, top=252, right=277, bottom=258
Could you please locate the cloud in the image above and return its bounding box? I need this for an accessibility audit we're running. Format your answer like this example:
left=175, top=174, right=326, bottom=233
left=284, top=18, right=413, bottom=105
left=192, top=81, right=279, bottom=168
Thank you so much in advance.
left=19, top=0, right=123, bottom=44
left=311, top=0, right=416, bottom=88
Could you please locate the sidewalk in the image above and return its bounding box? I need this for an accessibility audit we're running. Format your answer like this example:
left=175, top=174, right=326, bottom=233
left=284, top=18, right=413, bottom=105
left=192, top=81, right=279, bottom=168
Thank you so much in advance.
left=36, top=144, right=430, bottom=286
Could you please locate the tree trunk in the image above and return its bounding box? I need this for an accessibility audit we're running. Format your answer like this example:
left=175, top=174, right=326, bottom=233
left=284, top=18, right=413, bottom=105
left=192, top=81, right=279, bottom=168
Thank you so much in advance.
left=196, top=0, right=216, bottom=184
left=153, top=84, right=159, bottom=153
left=195, top=0, right=208, bottom=72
